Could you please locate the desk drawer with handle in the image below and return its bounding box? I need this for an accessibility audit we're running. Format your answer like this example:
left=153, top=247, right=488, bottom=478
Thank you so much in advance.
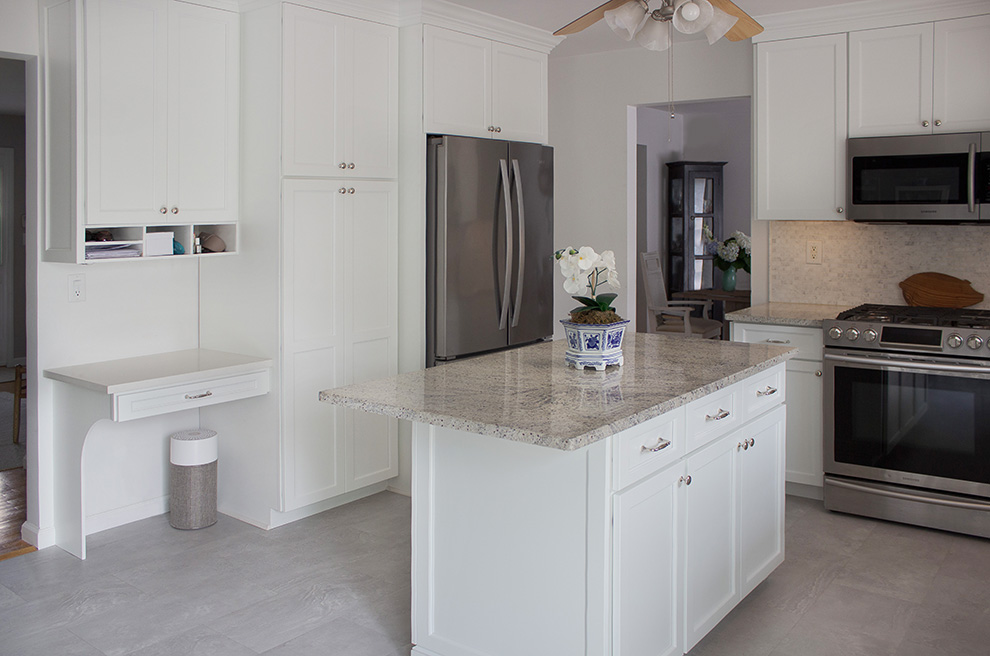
left=113, top=370, right=271, bottom=421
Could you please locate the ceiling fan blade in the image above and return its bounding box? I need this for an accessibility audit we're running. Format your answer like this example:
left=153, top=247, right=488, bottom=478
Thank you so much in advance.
left=710, top=0, right=764, bottom=41
left=554, top=0, right=631, bottom=36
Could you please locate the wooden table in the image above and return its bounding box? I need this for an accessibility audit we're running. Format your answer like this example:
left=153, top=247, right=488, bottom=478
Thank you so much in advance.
left=672, top=289, right=752, bottom=338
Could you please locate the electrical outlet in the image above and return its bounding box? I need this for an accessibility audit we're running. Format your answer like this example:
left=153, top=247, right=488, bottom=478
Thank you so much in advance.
left=806, top=240, right=823, bottom=265
left=68, top=274, right=86, bottom=302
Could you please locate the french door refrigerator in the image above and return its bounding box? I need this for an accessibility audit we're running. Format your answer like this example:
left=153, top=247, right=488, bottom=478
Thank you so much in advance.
left=427, top=135, right=554, bottom=367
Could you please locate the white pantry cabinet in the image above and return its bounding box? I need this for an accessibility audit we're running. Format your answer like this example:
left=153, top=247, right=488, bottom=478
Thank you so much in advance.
left=282, top=4, right=398, bottom=179
left=755, top=33, right=847, bottom=221
left=849, top=15, right=990, bottom=137
left=424, top=25, right=547, bottom=144
left=40, top=0, right=239, bottom=262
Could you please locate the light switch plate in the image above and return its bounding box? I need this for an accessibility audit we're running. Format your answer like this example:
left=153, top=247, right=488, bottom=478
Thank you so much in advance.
left=68, top=274, right=86, bottom=302
left=806, top=240, right=823, bottom=265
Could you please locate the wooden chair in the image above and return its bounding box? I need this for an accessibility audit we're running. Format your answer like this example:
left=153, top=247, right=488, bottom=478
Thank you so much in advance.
left=640, top=252, right=723, bottom=339
left=12, top=365, right=25, bottom=445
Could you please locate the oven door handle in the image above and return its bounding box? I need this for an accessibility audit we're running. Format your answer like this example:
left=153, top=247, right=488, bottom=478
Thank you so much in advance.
left=827, top=478, right=990, bottom=512
left=824, top=352, right=990, bottom=375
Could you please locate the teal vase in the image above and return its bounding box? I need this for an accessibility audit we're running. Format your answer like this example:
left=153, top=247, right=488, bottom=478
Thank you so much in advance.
left=721, top=267, right=737, bottom=292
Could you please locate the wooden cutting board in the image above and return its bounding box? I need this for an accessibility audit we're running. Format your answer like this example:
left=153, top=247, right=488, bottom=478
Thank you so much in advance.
left=899, top=272, right=984, bottom=308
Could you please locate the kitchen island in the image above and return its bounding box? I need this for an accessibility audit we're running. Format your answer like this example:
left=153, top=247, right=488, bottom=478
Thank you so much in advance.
left=321, top=334, right=795, bottom=656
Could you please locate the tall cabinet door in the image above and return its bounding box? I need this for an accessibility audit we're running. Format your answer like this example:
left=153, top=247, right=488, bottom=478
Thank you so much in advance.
left=343, top=181, right=399, bottom=490
left=424, top=26, right=491, bottom=139
left=933, top=15, right=990, bottom=133
left=167, top=0, right=239, bottom=222
left=282, top=4, right=345, bottom=177
left=85, top=0, right=168, bottom=225
left=344, top=18, right=398, bottom=179
left=491, top=42, right=546, bottom=144
left=756, top=34, right=847, bottom=220
left=282, top=179, right=346, bottom=511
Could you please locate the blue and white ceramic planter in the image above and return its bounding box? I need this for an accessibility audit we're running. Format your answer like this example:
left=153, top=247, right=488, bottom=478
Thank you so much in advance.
left=560, top=319, right=630, bottom=371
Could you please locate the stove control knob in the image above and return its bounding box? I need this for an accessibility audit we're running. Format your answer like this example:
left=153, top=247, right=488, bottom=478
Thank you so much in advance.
left=863, top=329, right=878, bottom=343
left=947, top=333, right=963, bottom=348
left=846, top=328, right=860, bottom=341
left=828, top=326, right=843, bottom=340
left=967, top=335, right=984, bottom=350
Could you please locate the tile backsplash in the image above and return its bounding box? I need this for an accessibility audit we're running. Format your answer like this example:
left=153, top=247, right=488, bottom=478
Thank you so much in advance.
left=769, top=221, right=990, bottom=310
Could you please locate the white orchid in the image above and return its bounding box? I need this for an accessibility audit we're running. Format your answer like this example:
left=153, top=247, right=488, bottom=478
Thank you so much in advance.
left=576, top=246, right=599, bottom=271
left=554, top=246, right=621, bottom=314
left=563, top=271, right=584, bottom=295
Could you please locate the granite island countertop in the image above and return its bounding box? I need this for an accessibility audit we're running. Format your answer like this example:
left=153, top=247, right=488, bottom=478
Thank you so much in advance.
left=320, top=334, right=795, bottom=451
left=726, top=302, right=851, bottom=328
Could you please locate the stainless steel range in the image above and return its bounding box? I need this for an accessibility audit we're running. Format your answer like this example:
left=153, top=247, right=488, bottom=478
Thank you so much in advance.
left=822, top=303, right=990, bottom=537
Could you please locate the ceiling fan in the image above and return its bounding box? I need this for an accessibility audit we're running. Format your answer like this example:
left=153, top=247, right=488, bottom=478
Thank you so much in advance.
left=555, top=0, right=763, bottom=50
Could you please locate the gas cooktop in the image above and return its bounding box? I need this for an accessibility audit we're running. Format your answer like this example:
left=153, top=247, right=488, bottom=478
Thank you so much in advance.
left=836, top=304, right=990, bottom=329
left=824, top=304, right=990, bottom=357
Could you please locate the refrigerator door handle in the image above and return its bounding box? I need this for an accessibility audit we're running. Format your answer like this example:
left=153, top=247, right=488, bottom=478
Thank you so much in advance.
left=510, top=159, right=526, bottom=328
left=499, top=159, right=514, bottom=331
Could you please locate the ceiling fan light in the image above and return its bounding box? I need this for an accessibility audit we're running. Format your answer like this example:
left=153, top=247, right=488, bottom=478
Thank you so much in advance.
left=672, top=0, right=714, bottom=35
left=604, top=0, right=649, bottom=41
left=704, top=7, right=738, bottom=44
left=635, top=19, right=671, bottom=51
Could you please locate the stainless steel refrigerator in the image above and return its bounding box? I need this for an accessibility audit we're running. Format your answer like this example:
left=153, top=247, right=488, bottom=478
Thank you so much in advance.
left=427, top=135, right=554, bottom=367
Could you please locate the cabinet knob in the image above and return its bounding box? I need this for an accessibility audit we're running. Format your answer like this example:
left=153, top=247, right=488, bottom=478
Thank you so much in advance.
left=679, top=475, right=692, bottom=486
left=815, top=370, right=822, bottom=377
left=160, top=207, right=167, bottom=214
left=495, top=126, right=501, bottom=133
left=347, top=188, right=355, bottom=194
left=922, top=120, right=930, bottom=127
left=171, top=207, right=179, bottom=214
left=339, top=188, right=347, bottom=194
left=348, top=163, right=355, bottom=169
left=749, top=438, right=755, bottom=447
left=738, top=441, right=748, bottom=451
left=339, top=162, right=347, bottom=169
left=934, top=119, right=942, bottom=127
left=836, top=207, right=844, bottom=214
left=488, top=126, right=495, bottom=132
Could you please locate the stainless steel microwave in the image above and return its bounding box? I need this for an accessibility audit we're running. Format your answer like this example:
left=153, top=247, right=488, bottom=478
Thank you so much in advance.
left=847, top=132, right=989, bottom=223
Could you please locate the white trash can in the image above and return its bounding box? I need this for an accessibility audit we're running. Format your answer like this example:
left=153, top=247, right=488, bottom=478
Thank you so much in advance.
left=169, top=429, right=218, bottom=529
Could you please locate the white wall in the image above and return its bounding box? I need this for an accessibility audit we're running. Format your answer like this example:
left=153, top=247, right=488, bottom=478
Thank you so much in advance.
left=549, top=38, right=754, bottom=328
left=0, top=0, right=39, bottom=58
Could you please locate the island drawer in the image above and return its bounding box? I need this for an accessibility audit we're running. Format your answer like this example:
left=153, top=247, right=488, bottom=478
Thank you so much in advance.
left=685, top=385, right=740, bottom=452
left=612, top=407, right=685, bottom=490
left=113, top=370, right=271, bottom=421
left=741, top=364, right=786, bottom=421
left=732, top=324, right=822, bottom=361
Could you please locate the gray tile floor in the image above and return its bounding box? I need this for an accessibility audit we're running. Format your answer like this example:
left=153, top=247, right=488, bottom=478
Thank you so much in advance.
left=0, top=492, right=987, bottom=655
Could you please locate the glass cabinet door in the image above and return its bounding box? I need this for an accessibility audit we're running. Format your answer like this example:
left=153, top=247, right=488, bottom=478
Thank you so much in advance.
left=665, top=162, right=724, bottom=295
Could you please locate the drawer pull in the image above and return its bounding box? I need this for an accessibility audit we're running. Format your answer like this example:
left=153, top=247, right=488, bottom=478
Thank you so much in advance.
left=705, top=409, right=730, bottom=422
left=765, top=338, right=790, bottom=344
left=756, top=386, right=778, bottom=397
left=641, top=438, right=672, bottom=453
left=184, top=391, right=213, bottom=400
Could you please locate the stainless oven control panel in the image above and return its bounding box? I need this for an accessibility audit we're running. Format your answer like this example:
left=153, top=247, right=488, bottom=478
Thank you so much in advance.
left=823, top=320, right=990, bottom=359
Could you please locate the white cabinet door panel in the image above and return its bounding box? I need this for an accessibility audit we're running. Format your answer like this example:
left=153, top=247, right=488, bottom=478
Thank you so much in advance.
left=613, top=463, right=683, bottom=656
left=424, top=26, right=491, bottom=139
left=756, top=34, right=846, bottom=220
left=849, top=23, right=933, bottom=137
left=85, top=0, right=167, bottom=225
left=167, top=0, right=238, bottom=221
left=346, top=337, right=398, bottom=490
left=491, top=41, right=546, bottom=144
left=784, top=359, right=823, bottom=488
left=737, top=406, right=786, bottom=598
left=934, top=15, right=990, bottom=133
left=282, top=4, right=344, bottom=177
left=346, top=19, right=398, bottom=179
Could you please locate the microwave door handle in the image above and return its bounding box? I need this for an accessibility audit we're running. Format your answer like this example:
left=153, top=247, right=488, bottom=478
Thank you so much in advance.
left=968, top=142, right=977, bottom=214
left=499, top=159, right=514, bottom=331
left=510, top=159, right=525, bottom=328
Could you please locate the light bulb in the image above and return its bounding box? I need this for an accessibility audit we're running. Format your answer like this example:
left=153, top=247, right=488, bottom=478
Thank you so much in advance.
left=680, top=2, right=700, bottom=21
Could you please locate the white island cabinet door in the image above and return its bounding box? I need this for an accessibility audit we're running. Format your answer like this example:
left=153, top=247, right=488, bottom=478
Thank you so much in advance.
left=933, top=14, right=990, bottom=133
left=344, top=18, right=398, bottom=179
left=424, top=26, right=491, bottom=139
left=613, top=463, right=684, bottom=656
left=343, top=181, right=398, bottom=491
left=491, top=41, right=547, bottom=144
left=167, top=0, right=239, bottom=223
left=282, top=4, right=345, bottom=177
left=737, top=405, right=786, bottom=598
left=85, top=0, right=168, bottom=226
left=756, top=33, right=847, bottom=220
left=282, top=179, right=346, bottom=511
left=848, top=23, right=933, bottom=137
left=683, top=433, right=739, bottom=652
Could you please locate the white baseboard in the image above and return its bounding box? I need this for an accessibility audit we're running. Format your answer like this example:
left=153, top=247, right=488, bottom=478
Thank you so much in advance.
left=386, top=482, right=411, bottom=497
left=20, top=521, right=55, bottom=549
left=268, top=482, right=389, bottom=529
left=85, top=496, right=169, bottom=536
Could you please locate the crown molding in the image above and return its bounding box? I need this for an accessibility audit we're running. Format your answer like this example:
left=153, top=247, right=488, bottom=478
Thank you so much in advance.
left=236, top=0, right=403, bottom=25
left=753, top=0, right=990, bottom=43
left=397, top=0, right=562, bottom=53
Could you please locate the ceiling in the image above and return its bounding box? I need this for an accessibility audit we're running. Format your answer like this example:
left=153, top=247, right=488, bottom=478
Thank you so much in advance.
left=442, top=0, right=872, bottom=57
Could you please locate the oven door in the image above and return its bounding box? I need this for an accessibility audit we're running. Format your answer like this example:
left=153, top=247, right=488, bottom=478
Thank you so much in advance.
left=824, top=349, right=990, bottom=498
left=847, top=132, right=980, bottom=222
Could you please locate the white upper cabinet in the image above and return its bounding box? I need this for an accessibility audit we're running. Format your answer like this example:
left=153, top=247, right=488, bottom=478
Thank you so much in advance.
left=933, top=14, right=990, bottom=133
left=850, top=15, right=990, bottom=137
left=424, top=25, right=548, bottom=144
left=282, top=4, right=398, bottom=179
left=756, top=33, right=847, bottom=220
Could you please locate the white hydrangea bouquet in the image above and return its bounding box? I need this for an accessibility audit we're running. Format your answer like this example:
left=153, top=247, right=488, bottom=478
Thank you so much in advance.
left=703, top=226, right=752, bottom=274
left=553, top=246, right=622, bottom=324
